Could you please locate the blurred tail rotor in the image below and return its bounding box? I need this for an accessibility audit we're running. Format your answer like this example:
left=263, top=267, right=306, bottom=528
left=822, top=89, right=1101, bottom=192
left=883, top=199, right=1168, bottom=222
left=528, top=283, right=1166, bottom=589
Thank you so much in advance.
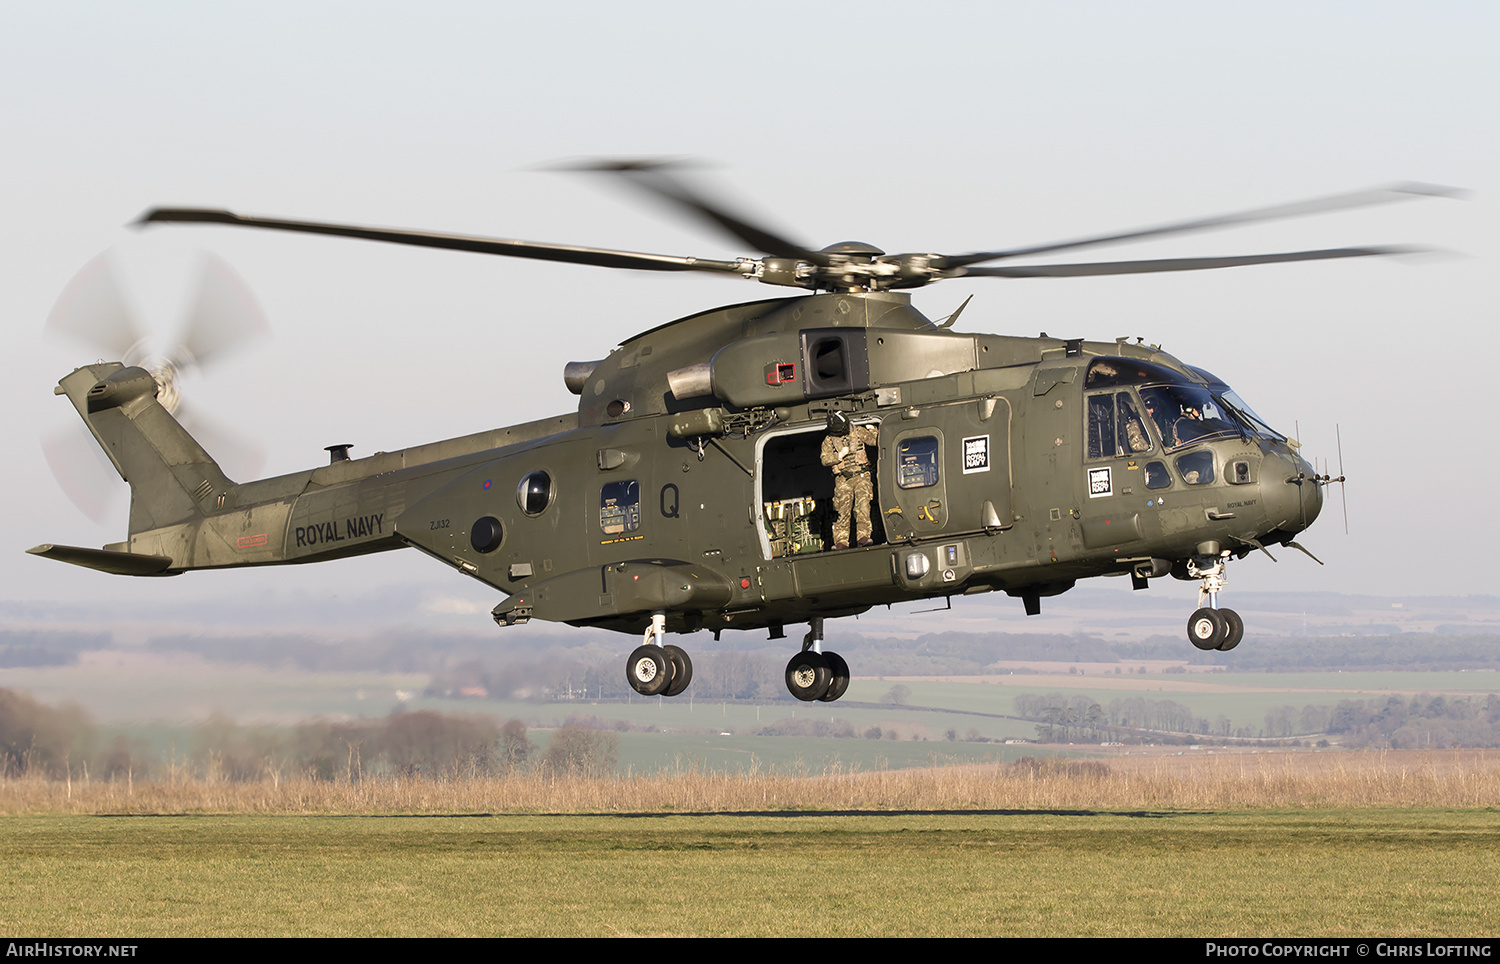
left=42, top=248, right=270, bottom=520
left=45, top=250, right=148, bottom=363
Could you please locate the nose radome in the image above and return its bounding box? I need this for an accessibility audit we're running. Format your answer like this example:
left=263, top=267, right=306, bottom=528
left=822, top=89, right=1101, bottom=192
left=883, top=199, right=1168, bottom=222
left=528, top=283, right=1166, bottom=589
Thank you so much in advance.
left=1261, top=455, right=1322, bottom=534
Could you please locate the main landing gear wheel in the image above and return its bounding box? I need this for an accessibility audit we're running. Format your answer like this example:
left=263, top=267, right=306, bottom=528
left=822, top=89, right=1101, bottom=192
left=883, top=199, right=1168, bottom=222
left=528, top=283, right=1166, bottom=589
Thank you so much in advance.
left=785, top=651, right=832, bottom=702
left=662, top=644, right=693, bottom=697
left=819, top=651, right=851, bottom=703
left=1188, top=608, right=1226, bottom=650
left=626, top=644, right=671, bottom=696
left=1217, top=609, right=1244, bottom=652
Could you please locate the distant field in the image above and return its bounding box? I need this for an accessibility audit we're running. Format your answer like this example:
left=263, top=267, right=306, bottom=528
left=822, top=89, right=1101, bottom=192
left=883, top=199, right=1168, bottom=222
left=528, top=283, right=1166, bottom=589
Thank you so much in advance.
left=9, top=656, right=1500, bottom=773
left=5, top=809, right=1498, bottom=937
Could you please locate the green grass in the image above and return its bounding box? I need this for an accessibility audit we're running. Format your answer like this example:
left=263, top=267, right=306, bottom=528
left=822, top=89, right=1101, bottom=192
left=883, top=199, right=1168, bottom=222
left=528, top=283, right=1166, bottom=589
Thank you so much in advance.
left=4, top=810, right=1497, bottom=936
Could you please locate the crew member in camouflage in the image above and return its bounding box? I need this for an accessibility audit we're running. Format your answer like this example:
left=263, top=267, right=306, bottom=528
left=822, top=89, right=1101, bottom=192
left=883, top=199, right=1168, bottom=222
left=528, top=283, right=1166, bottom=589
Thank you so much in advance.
left=821, top=412, right=880, bottom=550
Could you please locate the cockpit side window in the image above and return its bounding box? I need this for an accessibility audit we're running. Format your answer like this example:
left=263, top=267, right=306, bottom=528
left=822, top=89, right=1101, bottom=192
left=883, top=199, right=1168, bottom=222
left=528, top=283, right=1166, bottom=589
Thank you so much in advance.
left=1088, top=392, right=1155, bottom=459
left=1176, top=451, right=1216, bottom=485
left=1118, top=393, right=1153, bottom=455
left=1087, top=395, right=1115, bottom=460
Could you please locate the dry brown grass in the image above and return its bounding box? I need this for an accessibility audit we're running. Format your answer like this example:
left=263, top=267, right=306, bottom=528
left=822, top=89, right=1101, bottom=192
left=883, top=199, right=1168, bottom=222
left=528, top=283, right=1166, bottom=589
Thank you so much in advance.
left=4, top=748, right=1498, bottom=815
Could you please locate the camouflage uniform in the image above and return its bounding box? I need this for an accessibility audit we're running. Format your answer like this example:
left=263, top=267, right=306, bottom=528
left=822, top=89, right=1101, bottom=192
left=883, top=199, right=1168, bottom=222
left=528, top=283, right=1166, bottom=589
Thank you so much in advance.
left=821, top=424, right=879, bottom=549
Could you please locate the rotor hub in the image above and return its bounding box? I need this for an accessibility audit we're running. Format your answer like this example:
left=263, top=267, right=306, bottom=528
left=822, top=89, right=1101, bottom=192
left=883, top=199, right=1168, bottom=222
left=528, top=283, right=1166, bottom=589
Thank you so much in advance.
left=819, top=241, right=885, bottom=260
left=145, top=358, right=182, bottom=414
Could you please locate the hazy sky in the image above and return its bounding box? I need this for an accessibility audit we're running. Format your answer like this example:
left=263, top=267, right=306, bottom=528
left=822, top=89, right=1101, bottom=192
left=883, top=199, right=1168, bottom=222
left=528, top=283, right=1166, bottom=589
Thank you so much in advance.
left=3, top=1, right=1495, bottom=639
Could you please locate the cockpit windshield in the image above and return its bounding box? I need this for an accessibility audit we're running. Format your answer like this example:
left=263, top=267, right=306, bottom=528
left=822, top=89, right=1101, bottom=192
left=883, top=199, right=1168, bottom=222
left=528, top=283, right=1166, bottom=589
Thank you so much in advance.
left=1188, top=366, right=1287, bottom=442
left=1217, top=390, right=1285, bottom=440
left=1138, top=384, right=1242, bottom=450
left=1087, top=359, right=1283, bottom=452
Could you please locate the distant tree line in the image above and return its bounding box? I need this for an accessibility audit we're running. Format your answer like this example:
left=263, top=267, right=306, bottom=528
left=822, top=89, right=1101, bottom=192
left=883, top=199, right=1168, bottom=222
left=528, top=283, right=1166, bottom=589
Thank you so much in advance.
left=0, top=687, right=618, bottom=782
left=1012, top=689, right=1500, bottom=747
left=1013, top=692, right=1215, bottom=743
left=0, top=689, right=94, bottom=778
left=18, top=625, right=1500, bottom=692
left=1323, top=694, right=1500, bottom=748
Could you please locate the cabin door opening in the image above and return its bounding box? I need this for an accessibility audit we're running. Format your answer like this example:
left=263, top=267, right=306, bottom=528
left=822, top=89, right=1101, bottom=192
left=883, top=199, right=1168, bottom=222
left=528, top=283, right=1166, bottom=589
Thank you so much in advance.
left=756, top=424, right=886, bottom=558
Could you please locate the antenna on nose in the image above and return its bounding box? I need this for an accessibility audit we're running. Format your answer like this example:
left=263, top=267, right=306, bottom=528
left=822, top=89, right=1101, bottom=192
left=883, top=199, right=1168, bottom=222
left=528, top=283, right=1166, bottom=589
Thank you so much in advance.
left=1312, top=425, right=1349, bottom=534
left=1334, top=425, right=1348, bottom=535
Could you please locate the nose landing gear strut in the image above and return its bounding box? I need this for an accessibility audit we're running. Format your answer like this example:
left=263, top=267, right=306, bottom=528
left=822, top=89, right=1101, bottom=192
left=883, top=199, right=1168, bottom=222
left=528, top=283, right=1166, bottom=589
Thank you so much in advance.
left=1185, top=551, right=1244, bottom=652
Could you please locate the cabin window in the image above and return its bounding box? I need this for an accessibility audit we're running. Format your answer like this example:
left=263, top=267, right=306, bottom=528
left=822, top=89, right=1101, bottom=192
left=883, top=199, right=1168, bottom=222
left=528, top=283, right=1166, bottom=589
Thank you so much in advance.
left=1144, top=461, right=1172, bottom=489
left=600, top=480, right=641, bottom=535
left=896, top=436, right=939, bottom=489
left=517, top=471, right=554, bottom=516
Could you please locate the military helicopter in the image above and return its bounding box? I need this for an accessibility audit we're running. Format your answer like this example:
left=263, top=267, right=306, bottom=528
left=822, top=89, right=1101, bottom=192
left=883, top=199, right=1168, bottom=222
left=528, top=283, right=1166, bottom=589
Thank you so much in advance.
left=31, top=164, right=1451, bottom=702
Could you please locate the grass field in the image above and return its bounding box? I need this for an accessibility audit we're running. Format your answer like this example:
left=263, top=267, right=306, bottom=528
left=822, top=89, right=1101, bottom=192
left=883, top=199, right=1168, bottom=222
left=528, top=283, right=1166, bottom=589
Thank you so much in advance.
left=4, top=809, right=1497, bottom=937
left=6, top=660, right=1499, bottom=936
left=4, top=751, right=1499, bottom=936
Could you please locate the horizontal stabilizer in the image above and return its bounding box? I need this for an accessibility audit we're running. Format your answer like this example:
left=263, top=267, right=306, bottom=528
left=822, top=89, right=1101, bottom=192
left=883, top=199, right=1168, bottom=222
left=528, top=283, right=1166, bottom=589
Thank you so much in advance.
left=27, top=543, right=179, bottom=577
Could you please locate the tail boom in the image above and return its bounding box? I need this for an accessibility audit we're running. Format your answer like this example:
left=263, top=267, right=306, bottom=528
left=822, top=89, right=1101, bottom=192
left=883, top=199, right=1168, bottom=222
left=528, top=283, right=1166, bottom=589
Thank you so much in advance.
left=35, top=363, right=577, bottom=576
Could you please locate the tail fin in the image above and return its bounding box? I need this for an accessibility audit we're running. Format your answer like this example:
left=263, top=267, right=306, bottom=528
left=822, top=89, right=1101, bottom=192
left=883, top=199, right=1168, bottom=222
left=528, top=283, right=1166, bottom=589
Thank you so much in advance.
left=54, top=362, right=234, bottom=536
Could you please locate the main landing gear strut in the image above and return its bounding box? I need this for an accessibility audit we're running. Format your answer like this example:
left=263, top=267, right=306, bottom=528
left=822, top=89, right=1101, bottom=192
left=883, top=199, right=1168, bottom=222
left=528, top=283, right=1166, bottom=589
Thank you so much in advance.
left=784, top=617, right=852, bottom=702
left=1185, top=550, right=1244, bottom=652
left=625, top=612, right=694, bottom=697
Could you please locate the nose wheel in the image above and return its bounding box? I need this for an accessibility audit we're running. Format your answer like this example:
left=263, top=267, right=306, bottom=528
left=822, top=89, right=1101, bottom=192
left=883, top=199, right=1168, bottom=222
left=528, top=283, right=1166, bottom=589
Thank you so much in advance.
left=784, top=618, right=852, bottom=701
left=1187, top=607, right=1243, bottom=651
left=1184, top=552, right=1245, bottom=652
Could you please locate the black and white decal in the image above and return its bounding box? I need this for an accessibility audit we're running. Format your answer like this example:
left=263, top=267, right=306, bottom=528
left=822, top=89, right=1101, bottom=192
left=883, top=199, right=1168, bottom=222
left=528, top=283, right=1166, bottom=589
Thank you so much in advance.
left=1088, top=466, right=1112, bottom=498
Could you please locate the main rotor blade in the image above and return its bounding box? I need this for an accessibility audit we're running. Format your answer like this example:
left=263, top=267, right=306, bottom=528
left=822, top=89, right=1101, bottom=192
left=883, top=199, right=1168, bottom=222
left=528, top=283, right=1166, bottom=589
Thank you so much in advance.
left=941, top=183, right=1462, bottom=269
left=958, top=246, right=1414, bottom=278
left=136, top=209, right=752, bottom=276
left=560, top=158, right=820, bottom=261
